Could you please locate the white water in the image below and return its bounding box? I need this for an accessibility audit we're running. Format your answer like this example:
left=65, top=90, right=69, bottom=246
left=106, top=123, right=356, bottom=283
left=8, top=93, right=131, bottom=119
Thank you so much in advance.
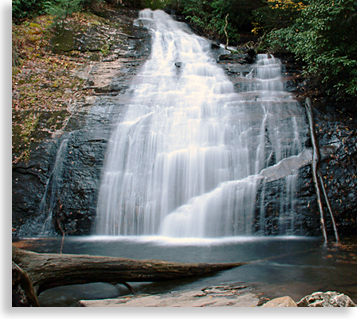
left=95, top=9, right=308, bottom=237
left=39, top=139, right=69, bottom=235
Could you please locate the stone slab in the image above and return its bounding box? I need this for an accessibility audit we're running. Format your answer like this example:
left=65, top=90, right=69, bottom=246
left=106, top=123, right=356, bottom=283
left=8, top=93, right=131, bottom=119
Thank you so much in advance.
left=77, top=285, right=260, bottom=307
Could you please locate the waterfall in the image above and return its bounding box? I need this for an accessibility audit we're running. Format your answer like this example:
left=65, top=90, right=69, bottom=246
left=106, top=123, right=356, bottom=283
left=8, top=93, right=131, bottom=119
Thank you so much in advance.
left=41, top=138, right=69, bottom=235
left=95, top=9, right=308, bottom=237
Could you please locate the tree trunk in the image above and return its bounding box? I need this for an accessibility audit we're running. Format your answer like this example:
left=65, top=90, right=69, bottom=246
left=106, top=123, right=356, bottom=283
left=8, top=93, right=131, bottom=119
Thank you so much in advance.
left=305, top=97, right=328, bottom=243
left=12, top=246, right=247, bottom=296
left=305, top=97, right=339, bottom=243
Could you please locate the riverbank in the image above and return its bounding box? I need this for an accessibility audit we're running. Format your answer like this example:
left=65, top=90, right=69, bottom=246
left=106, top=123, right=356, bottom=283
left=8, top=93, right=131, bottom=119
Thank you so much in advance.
left=77, top=286, right=356, bottom=307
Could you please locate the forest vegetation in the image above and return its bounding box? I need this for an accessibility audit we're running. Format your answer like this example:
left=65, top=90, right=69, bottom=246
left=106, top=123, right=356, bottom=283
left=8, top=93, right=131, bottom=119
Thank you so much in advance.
left=12, top=0, right=357, bottom=101
left=12, top=0, right=357, bottom=164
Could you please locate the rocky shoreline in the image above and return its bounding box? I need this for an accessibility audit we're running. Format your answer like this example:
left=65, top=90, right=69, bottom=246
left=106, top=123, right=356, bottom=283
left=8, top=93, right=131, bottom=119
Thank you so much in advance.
left=77, top=285, right=356, bottom=307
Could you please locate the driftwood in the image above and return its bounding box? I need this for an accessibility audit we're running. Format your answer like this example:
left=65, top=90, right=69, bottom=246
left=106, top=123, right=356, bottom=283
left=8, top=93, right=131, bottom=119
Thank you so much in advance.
left=12, top=245, right=247, bottom=299
left=12, top=261, right=40, bottom=307
left=305, top=97, right=339, bottom=243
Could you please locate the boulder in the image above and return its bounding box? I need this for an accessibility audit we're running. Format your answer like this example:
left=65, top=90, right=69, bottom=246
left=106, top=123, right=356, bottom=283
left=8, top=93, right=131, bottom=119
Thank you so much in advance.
left=297, top=291, right=356, bottom=307
left=211, top=40, right=220, bottom=49
left=261, top=296, right=297, bottom=307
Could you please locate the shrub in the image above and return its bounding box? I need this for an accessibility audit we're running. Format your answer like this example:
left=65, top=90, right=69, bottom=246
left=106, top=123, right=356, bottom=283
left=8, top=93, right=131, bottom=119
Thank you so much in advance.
left=44, top=0, right=83, bottom=28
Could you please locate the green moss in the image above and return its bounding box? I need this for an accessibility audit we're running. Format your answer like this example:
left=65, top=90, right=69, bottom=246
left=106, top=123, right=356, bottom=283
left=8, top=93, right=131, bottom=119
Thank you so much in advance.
left=100, top=43, right=110, bottom=56
left=51, top=29, right=75, bottom=53
left=12, top=9, right=124, bottom=163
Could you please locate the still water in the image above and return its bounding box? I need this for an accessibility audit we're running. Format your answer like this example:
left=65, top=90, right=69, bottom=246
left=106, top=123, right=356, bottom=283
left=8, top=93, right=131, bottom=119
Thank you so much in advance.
left=13, top=236, right=357, bottom=307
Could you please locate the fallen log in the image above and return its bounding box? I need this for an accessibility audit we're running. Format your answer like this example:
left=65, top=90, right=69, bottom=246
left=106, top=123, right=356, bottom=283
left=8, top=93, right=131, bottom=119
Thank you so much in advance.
left=12, top=246, right=247, bottom=297
left=12, top=261, right=40, bottom=307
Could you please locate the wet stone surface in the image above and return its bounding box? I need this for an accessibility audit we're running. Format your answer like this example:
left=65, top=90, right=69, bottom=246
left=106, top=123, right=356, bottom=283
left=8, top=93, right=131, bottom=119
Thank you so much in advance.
left=12, top=8, right=151, bottom=236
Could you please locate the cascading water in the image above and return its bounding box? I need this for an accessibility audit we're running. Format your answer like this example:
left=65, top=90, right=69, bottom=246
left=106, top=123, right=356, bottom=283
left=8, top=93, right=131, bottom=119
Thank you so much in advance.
left=95, top=9, right=308, bottom=237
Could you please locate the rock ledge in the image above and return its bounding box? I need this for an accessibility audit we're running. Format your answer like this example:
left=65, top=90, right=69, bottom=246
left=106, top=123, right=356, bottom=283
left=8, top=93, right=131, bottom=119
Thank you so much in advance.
left=77, top=287, right=356, bottom=307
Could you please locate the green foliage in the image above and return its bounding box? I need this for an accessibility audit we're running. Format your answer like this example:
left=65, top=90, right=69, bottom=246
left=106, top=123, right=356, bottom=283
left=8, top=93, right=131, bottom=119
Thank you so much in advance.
left=265, top=0, right=357, bottom=99
left=178, top=0, right=262, bottom=43
left=12, top=0, right=47, bottom=21
left=12, top=0, right=106, bottom=22
left=252, top=0, right=308, bottom=34
left=139, top=0, right=171, bottom=10
left=44, top=0, right=83, bottom=27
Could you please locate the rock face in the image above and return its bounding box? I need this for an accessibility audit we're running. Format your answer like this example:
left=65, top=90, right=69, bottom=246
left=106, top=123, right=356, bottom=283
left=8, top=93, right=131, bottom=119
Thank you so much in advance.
left=297, top=291, right=356, bottom=307
left=218, top=52, right=357, bottom=238
left=12, top=8, right=152, bottom=236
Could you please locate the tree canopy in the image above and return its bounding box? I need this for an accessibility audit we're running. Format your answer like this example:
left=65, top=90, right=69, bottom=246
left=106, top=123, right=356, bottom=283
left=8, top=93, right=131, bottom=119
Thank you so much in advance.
left=264, top=0, right=357, bottom=100
left=12, top=0, right=357, bottom=100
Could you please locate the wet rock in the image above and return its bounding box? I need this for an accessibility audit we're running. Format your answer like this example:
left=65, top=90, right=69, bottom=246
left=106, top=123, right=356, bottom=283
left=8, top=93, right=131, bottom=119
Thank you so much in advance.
left=312, top=104, right=357, bottom=237
left=219, top=53, right=247, bottom=64
left=12, top=9, right=152, bottom=236
left=261, top=296, right=297, bottom=307
left=51, top=27, right=108, bottom=54
left=221, top=52, right=357, bottom=238
left=245, top=49, right=256, bottom=64
left=297, top=291, right=356, bottom=307
left=211, top=40, right=220, bottom=49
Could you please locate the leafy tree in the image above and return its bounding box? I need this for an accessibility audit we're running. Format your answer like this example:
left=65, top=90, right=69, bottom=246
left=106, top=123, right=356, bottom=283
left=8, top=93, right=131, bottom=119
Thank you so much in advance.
left=178, top=0, right=262, bottom=43
left=266, top=0, right=357, bottom=99
left=12, top=0, right=47, bottom=21
left=252, top=0, right=308, bottom=34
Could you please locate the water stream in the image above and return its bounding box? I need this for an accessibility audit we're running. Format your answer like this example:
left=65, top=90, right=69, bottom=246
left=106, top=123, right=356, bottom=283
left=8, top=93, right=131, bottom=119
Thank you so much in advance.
left=41, top=139, right=69, bottom=235
left=95, top=9, right=308, bottom=237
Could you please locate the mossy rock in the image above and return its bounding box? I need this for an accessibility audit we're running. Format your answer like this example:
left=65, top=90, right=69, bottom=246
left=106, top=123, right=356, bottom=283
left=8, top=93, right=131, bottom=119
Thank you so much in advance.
left=51, top=26, right=109, bottom=54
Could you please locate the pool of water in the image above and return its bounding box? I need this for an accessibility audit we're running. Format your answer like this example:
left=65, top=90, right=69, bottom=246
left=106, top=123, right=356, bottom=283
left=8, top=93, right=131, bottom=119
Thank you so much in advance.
left=13, top=236, right=357, bottom=307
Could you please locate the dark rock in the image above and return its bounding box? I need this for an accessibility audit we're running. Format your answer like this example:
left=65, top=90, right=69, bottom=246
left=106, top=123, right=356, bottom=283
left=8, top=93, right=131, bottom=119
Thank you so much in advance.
left=174, top=62, right=182, bottom=68
left=219, top=54, right=246, bottom=64
left=245, top=48, right=256, bottom=64
left=225, top=52, right=357, bottom=238
left=211, top=40, right=220, bottom=49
